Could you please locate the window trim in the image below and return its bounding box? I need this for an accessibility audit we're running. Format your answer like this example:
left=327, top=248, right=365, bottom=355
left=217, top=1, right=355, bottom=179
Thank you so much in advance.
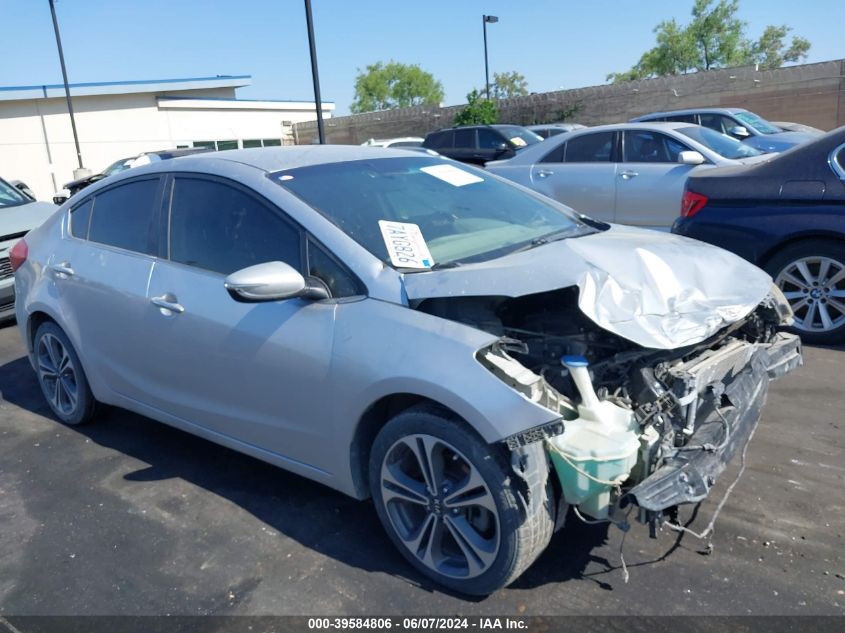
left=67, top=175, right=165, bottom=258
left=829, top=143, right=845, bottom=181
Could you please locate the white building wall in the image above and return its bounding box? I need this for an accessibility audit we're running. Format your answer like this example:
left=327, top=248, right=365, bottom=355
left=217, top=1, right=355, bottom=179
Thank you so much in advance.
left=0, top=88, right=332, bottom=200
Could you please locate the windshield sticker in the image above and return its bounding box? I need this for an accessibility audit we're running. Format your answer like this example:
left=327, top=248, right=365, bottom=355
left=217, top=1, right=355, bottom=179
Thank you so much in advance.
left=420, top=164, right=483, bottom=187
left=378, top=221, right=435, bottom=269
left=510, top=137, right=527, bottom=147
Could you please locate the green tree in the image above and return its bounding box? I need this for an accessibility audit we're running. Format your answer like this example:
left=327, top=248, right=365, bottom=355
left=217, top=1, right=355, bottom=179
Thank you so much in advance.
left=607, top=0, right=811, bottom=82
left=749, top=25, right=811, bottom=69
left=453, top=90, right=498, bottom=126
left=491, top=71, right=529, bottom=99
left=350, top=61, right=444, bottom=113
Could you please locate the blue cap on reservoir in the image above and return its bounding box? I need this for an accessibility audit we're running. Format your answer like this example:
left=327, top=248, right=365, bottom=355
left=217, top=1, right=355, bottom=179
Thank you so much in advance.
left=560, top=355, right=589, bottom=368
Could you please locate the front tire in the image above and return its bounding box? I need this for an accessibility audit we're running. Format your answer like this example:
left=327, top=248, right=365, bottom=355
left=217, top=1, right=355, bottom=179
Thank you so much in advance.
left=33, top=321, right=96, bottom=425
left=766, top=240, right=845, bottom=344
left=369, top=407, right=554, bottom=595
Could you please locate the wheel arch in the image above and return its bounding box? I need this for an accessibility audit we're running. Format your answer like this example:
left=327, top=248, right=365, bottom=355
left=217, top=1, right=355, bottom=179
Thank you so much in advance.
left=348, top=393, right=479, bottom=499
left=758, top=231, right=845, bottom=269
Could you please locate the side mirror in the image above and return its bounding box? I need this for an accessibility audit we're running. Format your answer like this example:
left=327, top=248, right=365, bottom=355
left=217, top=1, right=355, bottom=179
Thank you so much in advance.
left=728, top=125, right=750, bottom=139
left=678, top=150, right=705, bottom=165
left=53, top=190, right=70, bottom=205
left=11, top=180, right=36, bottom=200
left=224, top=261, right=328, bottom=302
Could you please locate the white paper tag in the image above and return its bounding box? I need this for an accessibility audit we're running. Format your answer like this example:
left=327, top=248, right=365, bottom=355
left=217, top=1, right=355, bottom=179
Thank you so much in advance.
left=420, top=164, right=484, bottom=187
left=378, top=221, right=435, bottom=269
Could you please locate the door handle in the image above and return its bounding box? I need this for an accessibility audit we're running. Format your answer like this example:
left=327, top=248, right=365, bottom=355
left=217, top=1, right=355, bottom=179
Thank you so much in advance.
left=536, top=169, right=554, bottom=178
left=151, top=295, right=185, bottom=314
left=619, top=170, right=639, bottom=179
left=50, top=262, right=74, bottom=277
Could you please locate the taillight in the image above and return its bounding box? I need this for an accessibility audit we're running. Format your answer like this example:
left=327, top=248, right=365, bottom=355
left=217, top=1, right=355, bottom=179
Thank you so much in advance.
left=9, top=238, right=28, bottom=272
left=681, top=190, right=708, bottom=218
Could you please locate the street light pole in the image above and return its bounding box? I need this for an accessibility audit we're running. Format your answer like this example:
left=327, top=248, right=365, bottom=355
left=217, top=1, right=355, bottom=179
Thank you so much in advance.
left=304, top=0, right=325, bottom=144
left=482, top=14, right=498, bottom=100
left=48, top=0, right=84, bottom=170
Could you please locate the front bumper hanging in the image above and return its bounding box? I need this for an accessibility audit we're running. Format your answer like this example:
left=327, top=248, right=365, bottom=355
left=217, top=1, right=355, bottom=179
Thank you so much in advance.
left=628, top=332, right=802, bottom=513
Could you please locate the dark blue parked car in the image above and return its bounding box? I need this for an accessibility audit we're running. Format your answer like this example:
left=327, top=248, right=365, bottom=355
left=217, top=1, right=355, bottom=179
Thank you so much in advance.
left=673, top=126, right=845, bottom=344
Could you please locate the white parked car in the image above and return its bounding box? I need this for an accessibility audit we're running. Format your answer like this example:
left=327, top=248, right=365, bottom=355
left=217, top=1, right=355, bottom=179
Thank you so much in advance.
left=360, top=137, right=424, bottom=148
left=486, top=122, right=770, bottom=230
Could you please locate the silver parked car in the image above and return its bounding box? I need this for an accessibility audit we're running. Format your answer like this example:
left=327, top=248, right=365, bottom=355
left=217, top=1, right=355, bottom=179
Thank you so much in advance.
left=13, top=147, right=801, bottom=594
left=486, top=122, right=768, bottom=229
left=526, top=123, right=587, bottom=139
left=630, top=108, right=821, bottom=153
left=1, top=177, right=56, bottom=320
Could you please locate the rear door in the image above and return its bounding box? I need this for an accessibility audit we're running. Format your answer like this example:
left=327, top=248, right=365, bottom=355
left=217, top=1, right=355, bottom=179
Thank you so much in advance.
left=529, top=130, right=617, bottom=221
left=141, top=175, right=338, bottom=466
left=51, top=177, right=164, bottom=400
left=617, top=130, right=701, bottom=229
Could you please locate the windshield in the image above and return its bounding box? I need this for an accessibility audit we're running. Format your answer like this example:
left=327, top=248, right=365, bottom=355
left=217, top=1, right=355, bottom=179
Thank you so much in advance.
left=102, top=158, right=134, bottom=176
left=0, top=178, right=29, bottom=208
left=733, top=111, right=783, bottom=135
left=676, top=126, right=763, bottom=159
left=274, top=157, right=591, bottom=268
left=496, top=126, right=543, bottom=149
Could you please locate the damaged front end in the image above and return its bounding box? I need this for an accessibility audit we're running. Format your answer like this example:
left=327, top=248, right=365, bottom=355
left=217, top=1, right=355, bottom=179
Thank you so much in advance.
left=418, top=285, right=802, bottom=535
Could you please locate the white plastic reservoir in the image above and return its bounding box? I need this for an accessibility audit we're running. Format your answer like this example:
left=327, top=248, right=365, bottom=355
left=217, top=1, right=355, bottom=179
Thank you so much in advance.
left=547, top=355, right=641, bottom=519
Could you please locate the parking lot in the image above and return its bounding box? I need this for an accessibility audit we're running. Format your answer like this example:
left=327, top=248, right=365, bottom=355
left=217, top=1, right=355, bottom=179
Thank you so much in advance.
left=0, top=321, right=842, bottom=615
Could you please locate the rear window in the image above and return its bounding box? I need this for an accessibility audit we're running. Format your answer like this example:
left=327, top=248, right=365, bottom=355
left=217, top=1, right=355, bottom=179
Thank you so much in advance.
left=88, top=179, right=159, bottom=255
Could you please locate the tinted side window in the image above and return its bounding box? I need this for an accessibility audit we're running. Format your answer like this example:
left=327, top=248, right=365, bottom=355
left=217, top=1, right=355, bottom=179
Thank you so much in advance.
left=477, top=128, right=505, bottom=149
left=453, top=128, right=475, bottom=148
left=665, top=114, right=697, bottom=124
left=307, top=239, right=360, bottom=298
left=564, top=132, right=614, bottom=162
left=624, top=131, right=689, bottom=163
left=169, top=178, right=300, bottom=276
left=424, top=131, right=452, bottom=149
left=69, top=199, right=93, bottom=239
left=88, top=179, right=159, bottom=255
left=699, top=114, right=733, bottom=134
left=540, top=144, right=565, bottom=163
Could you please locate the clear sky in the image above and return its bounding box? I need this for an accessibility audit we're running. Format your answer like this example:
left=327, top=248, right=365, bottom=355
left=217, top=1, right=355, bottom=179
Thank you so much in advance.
left=1, top=0, right=841, bottom=115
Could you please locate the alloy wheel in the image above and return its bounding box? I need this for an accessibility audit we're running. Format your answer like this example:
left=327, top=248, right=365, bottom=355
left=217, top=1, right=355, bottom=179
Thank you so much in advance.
left=37, top=332, right=79, bottom=416
left=379, top=434, right=500, bottom=579
left=775, top=256, right=845, bottom=333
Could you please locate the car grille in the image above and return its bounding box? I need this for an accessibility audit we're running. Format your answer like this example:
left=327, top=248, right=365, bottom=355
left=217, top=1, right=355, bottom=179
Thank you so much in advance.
left=0, top=256, right=12, bottom=281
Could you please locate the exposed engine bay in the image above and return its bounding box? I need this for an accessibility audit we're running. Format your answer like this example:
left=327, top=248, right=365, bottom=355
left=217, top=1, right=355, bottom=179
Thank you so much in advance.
left=416, top=286, right=803, bottom=534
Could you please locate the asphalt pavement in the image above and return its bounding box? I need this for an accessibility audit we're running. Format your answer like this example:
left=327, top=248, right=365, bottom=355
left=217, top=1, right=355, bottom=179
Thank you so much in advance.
left=0, top=322, right=842, bottom=616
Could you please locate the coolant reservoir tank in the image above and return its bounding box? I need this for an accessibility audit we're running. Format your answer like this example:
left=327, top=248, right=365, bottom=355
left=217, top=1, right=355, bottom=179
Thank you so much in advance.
left=548, top=356, right=641, bottom=517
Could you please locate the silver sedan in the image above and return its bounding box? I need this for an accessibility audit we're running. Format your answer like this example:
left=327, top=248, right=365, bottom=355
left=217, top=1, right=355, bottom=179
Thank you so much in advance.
left=486, top=122, right=769, bottom=230
left=12, top=147, right=800, bottom=594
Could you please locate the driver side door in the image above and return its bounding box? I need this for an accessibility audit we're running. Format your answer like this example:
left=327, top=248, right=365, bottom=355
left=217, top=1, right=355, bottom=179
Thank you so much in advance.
left=139, top=175, right=338, bottom=469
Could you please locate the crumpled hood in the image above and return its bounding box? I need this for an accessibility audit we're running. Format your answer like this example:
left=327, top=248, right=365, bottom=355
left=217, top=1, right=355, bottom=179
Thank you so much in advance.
left=402, top=225, right=773, bottom=350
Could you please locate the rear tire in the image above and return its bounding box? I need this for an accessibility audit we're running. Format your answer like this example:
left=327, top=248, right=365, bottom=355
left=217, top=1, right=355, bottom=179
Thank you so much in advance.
left=765, top=240, right=845, bottom=344
left=369, top=406, right=554, bottom=595
left=33, top=321, right=96, bottom=425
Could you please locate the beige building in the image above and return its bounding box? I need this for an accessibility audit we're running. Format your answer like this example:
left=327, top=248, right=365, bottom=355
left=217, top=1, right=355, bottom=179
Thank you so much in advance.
left=0, top=75, right=334, bottom=200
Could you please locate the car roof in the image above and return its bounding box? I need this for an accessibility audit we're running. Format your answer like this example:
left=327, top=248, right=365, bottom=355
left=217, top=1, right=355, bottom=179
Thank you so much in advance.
left=632, top=107, right=748, bottom=120
left=163, top=145, right=436, bottom=173
left=558, top=121, right=701, bottom=133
